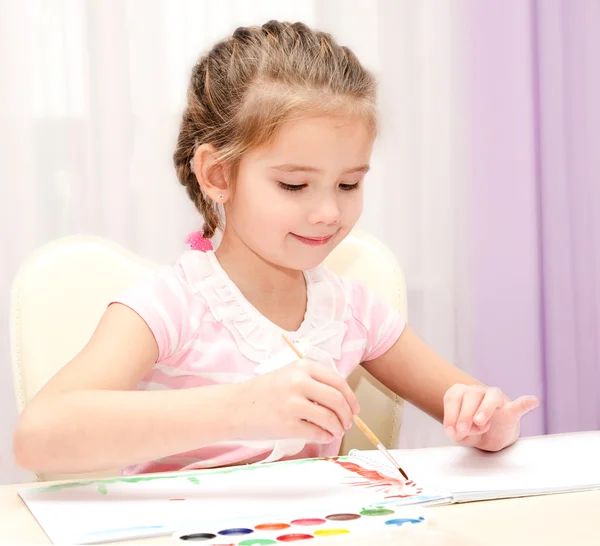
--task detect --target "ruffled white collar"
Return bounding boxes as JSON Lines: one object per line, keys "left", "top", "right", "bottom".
{"left": 179, "top": 250, "right": 349, "bottom": 369}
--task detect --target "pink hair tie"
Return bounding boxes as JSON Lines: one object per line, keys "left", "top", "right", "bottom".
{"left": 185, "top": 230, "right": 213, "bottom": 252}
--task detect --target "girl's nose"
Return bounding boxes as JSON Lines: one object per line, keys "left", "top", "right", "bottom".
{"left": 308, "top": 197, "right": 341, "bottom": 225}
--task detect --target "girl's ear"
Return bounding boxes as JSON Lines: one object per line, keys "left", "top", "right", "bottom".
{"left": 192, "top": 144, "right": 231, "bottom": 203}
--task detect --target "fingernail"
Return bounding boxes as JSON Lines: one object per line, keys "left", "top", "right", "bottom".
{"left": 475, "top": 412, "right": 485, "bottom": 424}
{"left": 458, "top": 422, "right": 469, "bottom": 434}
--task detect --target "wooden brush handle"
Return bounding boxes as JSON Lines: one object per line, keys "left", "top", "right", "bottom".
{"left": 352, "top": 415, "right": 381, "bottom": 447}
{"left": 282, "top": 334, "right": 305, "bottom": 359}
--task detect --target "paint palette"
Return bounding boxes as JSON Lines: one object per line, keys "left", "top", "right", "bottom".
{"left": 173, "top": 506, "right": 429, "bottom": 544}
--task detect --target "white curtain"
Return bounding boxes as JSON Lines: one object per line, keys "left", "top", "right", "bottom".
{"left": 0, "top": 0, "right": 472, "bottom": 484}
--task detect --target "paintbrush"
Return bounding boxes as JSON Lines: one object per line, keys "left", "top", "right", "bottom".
{"left": 281, "top": 333, "right": 409, "bottom": 481}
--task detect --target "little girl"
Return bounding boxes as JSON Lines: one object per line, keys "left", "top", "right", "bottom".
{"left": 14, "top": 20, "right": 538, "bottom": 476}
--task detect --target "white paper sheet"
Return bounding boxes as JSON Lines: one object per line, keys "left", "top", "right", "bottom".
{"left": 352, "top": 431, "right": 600, "bottom": 502}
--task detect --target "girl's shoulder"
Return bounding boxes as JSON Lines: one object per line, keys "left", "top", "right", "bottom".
{"left": 311, "top": 264, "right": 405, "bottom": 362}
{"left": 111, "top": 250, "right": 229, "bottom": 360}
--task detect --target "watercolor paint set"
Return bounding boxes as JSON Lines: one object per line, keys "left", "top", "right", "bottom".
{"left": 173, "top": 506, "right": 429, "bottom": 544}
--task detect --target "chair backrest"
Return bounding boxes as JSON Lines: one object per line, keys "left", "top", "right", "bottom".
{"left": 11, "top": 230, "right": 407, "bottom": 482}
{"left": 11, "top": 236, "right": 159, "bottom": 482}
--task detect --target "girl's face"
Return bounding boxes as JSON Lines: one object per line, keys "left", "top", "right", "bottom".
{"left": 223, "top": 115, "right": 374, "bottom": 271}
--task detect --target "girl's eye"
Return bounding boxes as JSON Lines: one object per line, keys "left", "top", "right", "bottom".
{"left": 278, "top": 182, "right": 307, "bottom": 192}
{"left": 339, "top": 182, "right": 361, "bottom": 191}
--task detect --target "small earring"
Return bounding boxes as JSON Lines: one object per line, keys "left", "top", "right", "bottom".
{"left": 217, "top": 193, "right": 224, "bottom": 201}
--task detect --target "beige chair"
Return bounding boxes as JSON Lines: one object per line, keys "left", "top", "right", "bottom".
{"left": 10, "top": 230, "right": 407, "bottom": 482}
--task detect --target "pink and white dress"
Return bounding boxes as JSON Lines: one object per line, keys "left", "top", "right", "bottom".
{"left": 112, "top": 250, "right": 405, "bottom": 475}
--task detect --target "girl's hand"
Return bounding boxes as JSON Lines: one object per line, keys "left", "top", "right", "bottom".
{"left": 443, "top": 384, "right": 539, "bottom": 451}
{"left": 233, "top": 359, "right": 360, "bottom": 444}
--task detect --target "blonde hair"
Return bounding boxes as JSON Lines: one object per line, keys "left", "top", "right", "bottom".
{"left": 173, "top": 20, "right": 377, "bottom": 237}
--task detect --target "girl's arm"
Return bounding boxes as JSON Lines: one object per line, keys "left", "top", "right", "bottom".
{"left": 362, "top": 326, "right": 538, "bottom": 451}
{"left": 14, "top": 304, "right": 357, "bottom": 474}
{"left": 12, "top": 303, "right": 244, "bottom": 474}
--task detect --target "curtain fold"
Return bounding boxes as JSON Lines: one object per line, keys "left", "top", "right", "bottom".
{"left": 460, "top": 0, "right": 600, "bottom": 436}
